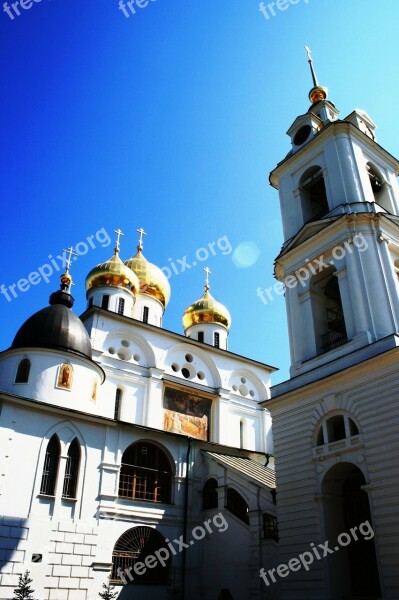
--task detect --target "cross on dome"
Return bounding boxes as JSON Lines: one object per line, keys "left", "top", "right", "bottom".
{"left": 137, "top": 227, "right": 147, "bottom": 251}
{"left": 114, "top": 228, "right": 124, "bottom": 253}
{"left": 204, "top": 266, "right": 211, "bottom": 291}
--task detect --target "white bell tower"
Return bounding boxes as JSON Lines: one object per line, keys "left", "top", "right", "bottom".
{"left": 271, "top": 49, "right": 399, "bottom": 378}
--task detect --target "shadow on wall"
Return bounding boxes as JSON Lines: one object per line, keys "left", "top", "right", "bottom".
{"left": 0, "top": 516, "right": 30, "bottom": 593}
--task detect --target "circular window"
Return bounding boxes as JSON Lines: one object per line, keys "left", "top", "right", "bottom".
{"left": 249, "top": 389, "right": 255, "bottom": 397}
{"left": 240, "top": 377, "right": 246, "bottom": 384}
{"left": 293, "top": 124, "right": 311, "bottom": 146}
{"left": 108, "top": 347, "right": 115, "bottom": 354}
{"left": 171, "top": 363, "right": 179, "bottom": 372}
{"left": 185, "top": 353, "right": 193, "bottom": 363}
{"left": 118, "top": 351, "right": 127, "bottom": 361}
{"left": 181, "top": 368, "right": 190, "bottom": 379}
{"left": 239, "top": 384, "right": 248, "bottom": 396}
{"left": 232, "top": 384, "right": 238, "bottom": 392}
{"left": 121, "top": 340, "right": 130, "bottom": 347}
{"left": 133, "top": 354, "right": 140, "bottom": 362}
{"left": 197, "top": 371, "right": 205, "bottom": 380}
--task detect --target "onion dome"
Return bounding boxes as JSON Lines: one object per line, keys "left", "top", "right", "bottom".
{"left": 86, "top": 230, "right": 139, "bottom": 295}
{"left": 182, "top": 268, "right": 231, "bottom": 331}
{"left": 124, "top": 228, "right": 171, "bottom": 308}
{"left": 12, "top": 254, "right": 92, "bottom": 359}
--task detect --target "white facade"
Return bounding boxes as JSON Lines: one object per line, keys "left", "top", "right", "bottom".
{"left": 0, "top": 251, "right": 278, "bottom": 600}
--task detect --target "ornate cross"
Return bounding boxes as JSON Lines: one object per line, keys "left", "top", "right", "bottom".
{"left": 114, "top": 228, "right": 124, "bottom": 252}
{"left": 137, "top": 227, "right": 147, "bottom": 250}
{"left": 62, "top": 246, "right": 78, "bottom": 272}
{"left": 204, "top": 266, "right": 211, "bottom": 290}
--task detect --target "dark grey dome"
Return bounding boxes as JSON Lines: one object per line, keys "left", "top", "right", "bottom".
{"left": 12, "top": 290, "right": 92, "bottom": 359}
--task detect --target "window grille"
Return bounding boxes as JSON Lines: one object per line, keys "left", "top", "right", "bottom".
{"left": 40, "top": 435, "right": 60, "bottom": 496}
{"left": 118, "top": 442, "right": 172, "bottom": 503}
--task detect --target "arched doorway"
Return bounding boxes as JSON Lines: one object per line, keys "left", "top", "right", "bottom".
{"left": 322, "top": 463, "right": 380, "bottom": 599}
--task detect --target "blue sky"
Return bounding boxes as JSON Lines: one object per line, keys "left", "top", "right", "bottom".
{"left": 1, "top": 0, "right": 399, "bottom": 384}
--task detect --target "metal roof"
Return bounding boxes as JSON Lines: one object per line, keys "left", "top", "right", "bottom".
{"left": 205, "top": 451, "right": 276, "bottom": 489}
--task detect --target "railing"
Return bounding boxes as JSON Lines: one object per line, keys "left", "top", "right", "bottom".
{"left": 321, "top": 329, "right": 348, "bottom": 352}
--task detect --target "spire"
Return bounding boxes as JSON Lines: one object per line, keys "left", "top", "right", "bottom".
{"left": 137, "top": 227, "right": 147, "bottom": 252}
{"left": 304, "top": 46, "right": 328, "bottom": 104}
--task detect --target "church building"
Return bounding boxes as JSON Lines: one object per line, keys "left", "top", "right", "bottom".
{"left": 0, "top": 230, "right": 278, "bottom": 600}
{"left": 263, "top": 51, "right": 399, "bottom": 599}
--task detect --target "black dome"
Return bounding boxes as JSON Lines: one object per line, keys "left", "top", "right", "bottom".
{"left": 12, "top": 291, "right": 92, "bottom": 359}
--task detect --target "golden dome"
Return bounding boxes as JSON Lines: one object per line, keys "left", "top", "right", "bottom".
{"left": 125, "top": 249, "right": 171, "bottom": 308}
{"left": 309, "top": 85, "right": 328, "bottom": 104}
{"left": 86, "top": 250, "right": 139, "bottom": 294}
{"left": 183, "top": 288, "right": 231, "bottom": 331}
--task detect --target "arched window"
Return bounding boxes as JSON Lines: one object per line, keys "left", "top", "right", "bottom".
{"left": 62, "top": 438, "right": 81, "bottom": 499}
{"left": 114, "top": 388, "right": 122, "bottom": 420}
{"left": 15, "top": 358, "right": 30, "bottom": 384}
{"left": 239, "top": 419, "right": 244, "bottom": 448}
{"left": 226, "top": 488, "right": 249, "bottom": 524}
{"left": 40, "top": 434, "right": 60, "bottom": 496}
{"left": 117, "top": 298, "right": 125, "bottom": 315}
{"left": 111, "top": 527, "right": 170, "bottom": 585}
{"left": 310, "top": 268, "right": 348, "bottom": 354}
{"left": 316, "top": 415, "right": 360, "bottom": 446}
{"left": 263, "top": 513, "right": 279, "bottom": 541}
{"left": 119, "top": 442, "right": 173, "bottom": 503}
{"left": 102, "top": 295, "right": 110, "bottom": 310}
{"left": 366, "top": 162, "right": 391, "bottom": 212}
{"left": 202, "top": 478, "right": 218, "bottom": 510}
{"left": 299, "top": 166, "right": 329, "bottom": 224}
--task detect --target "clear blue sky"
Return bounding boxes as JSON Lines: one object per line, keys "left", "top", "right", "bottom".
{"left": 1, "top": 0, "right": 399, "bottom": 384}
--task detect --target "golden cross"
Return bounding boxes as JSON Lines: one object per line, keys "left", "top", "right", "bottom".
{"left": 137, "top": 227, "right": 147, "bottom": 250}
{"left": 114, "top": 228, "right": 124, "bottom": 252}
{"left": 204, "top": 267, "right": 211, "bottom": 290}
{"left": 62, "top": 246, "right": 78, "bottom": 272}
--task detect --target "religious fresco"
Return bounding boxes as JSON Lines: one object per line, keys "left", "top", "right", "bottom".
{"left": 57, "top": 363, "right": 73, "bottom": 390}
{"left": 163, "top": 386, "right": 212, "bottom": 441}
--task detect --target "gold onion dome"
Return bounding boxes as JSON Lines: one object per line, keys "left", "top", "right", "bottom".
{"left": 86, "top": 229, "right": 140, "bottom": 294}
{"left": 125, "top": 249, "right": 171, "bottom": 308}
{"left": 124, "top": 229, "right": 171, "bottom": 308}
{"left": 183, "top": 268, "right": 231, "bottom": 331}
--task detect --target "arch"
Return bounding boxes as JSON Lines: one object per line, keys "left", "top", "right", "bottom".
{"left": 322, "top": 463, "right": 380, "bottom": 598}
{"left": 62, "top": 438, "right": 81, "bottom": 499}
{"left": 202, "top": 478, "right": 218, "bottom": 510}
{"left": 228, "top": 369, "right": 265, "bottom": 401}
{"left": 39, "top": 434, "right": 60, "bottom": 496}
{"left": 366, "top": 162, "right": 392, "bottom": 212}
{"left": 310, "top": 267, "right": 348, "bottom": 354}
{"left": 314, "top": 412, "right": 360, "bottom": 447}
{"left": 163, "top": 343, "right": 221, "bottom": 388}
{"left": 299, "top": 165, "right": 329, "bottom": 224}
{"left": 103, "top": 330, "right": 156, "bottom": 367}
{"left": 15, "top": 358, "right": 31, "bottom": 384}
{"left": 118, "top": 441, "right": 174, "bottom": 503}
{"left": 226, "top": 487, "right": 249, "bottom": 524}
{"left": 111, "top": 526, "right": 170, "bottom": 585}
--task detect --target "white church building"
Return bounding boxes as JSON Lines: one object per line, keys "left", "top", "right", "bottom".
{"left": 0, "top": 231, "right": 278, "bottom": 600}
{"left": 263, "top": 53, "right": 399, "bottom": 599}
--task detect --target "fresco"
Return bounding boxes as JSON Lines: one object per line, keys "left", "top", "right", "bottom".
{"left": 163, "top": 386, "right": 212, "bottom": 441}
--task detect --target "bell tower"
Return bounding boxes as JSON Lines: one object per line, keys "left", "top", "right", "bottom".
{"left": 271, "top": 48, "right": 399, "bottom": 378}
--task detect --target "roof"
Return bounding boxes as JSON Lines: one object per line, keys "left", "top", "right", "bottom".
{"left": 205, "top": 451, "right": 276, "bottom": 488}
